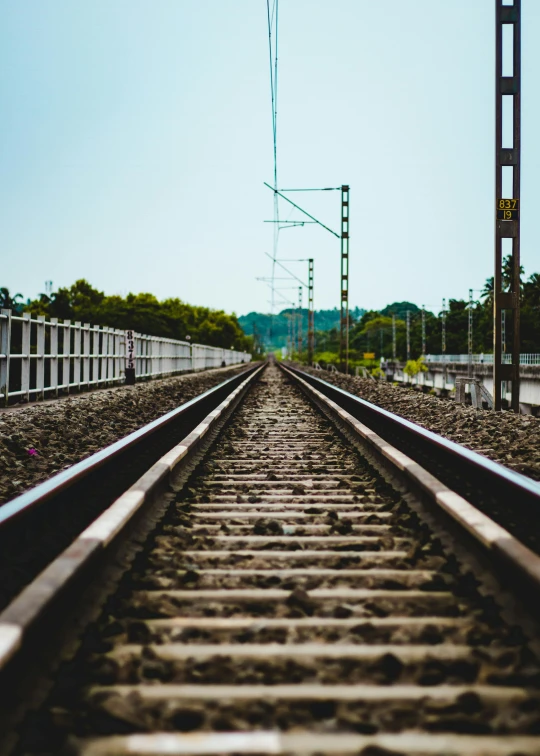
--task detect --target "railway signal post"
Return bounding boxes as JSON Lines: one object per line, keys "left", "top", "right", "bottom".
{"left": 494, "top": 0, "right": 521, "bottom": 411}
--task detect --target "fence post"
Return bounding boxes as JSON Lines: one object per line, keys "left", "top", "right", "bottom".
{"left": 50, "top": 318, "right": 59, "bottom": 397}
{"left": 21, "top": 312, "right": 31, "bottom": 402}
{"left": 114, "top": 328, "right": 124, "bottom": 381}
{"left": 83, "top": 324, "right": 90, "bottom": 386}
{"left": 101, "top": 329, "right": 107, "bottom": 382}
{"left": 0, "top": 309, "right": 11, "bottom": 404}
{"left": 73, "top": 321, "right": 82, "bottom": 390}
{"left": 107, "top": 328, "right": 114, "bottom": 382}
{"left": 92, "top": 325, "right": 100, "bottom": 384}
{"left": 36, "top": 315, "right": 46, "bottom": 400}
{"left": 125, "top": 330, "right": 135, "bottom": 384}
{"left": 63, "top": 319, "right": 71, "bottom": 392}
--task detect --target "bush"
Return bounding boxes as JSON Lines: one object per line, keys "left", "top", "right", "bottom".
{"left": 403, "top": 357, "right": 428, "bottom": 378}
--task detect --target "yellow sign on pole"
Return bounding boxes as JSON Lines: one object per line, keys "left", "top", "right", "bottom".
{"left": 363, "top": 352, "right": 375, "bottom": 359}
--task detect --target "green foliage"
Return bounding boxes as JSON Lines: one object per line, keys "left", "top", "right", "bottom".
{"left": 380, "top": 301, "right": 420, "bottom": 320}
{"left": 280, "top": 254, "right": 540, "bottom": 363}
{"left": 313, "top": 350, "right": 340, "bottom": 366}
{"left": 0, "top": 288, "right": 24, "bottom": 314}
{"left": 18, "top": 280, "right": 253, "bottom": 352}
{"left": 403, "top": 357, "right": 428, "bottom": 377}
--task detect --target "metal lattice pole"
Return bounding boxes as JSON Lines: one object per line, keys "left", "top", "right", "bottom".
{"left": 494, "top": 0, "right": 521, "bottom": 411}
{"left": 468, "top": 289, "right": 473, "bottom": 378}
{"left": 340, "top": 185, "right": 350, "bottom": 374}
{"left": 406, "top": 311, "right": 411, "bottom": 361}
{"left": 421, "top": 305, "right": 426, "bottom": 357}
{"left": 297, "top": 286, "right": 303, "bottom": 355}
{"left": 392, "top": 314, "right": 396, "bottom": 360}
{"left": 442, "top": 298, "right": 447, "bottom": 354}
{"left": 308, "top": 259, "right": 314, "bottom": 364}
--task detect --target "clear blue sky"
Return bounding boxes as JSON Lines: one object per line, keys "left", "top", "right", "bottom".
{"left": 1, "top": 1, "right": 539, "bottom": 317}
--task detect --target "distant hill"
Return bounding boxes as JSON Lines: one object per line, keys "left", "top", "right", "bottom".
{"left": 239, "top": 307, "right": 365, "bottom": 350}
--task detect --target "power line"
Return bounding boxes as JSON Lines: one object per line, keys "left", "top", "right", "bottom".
{"left": 264, "top": 252, "right": 308, "bottom": 288}
{"left": 265, "top": 0, "right": 280, "bottom": 318}
{"left": 264, "top": 183, "right": 340, "bottom": 238}
{"left": 278, "top": 187, "right": 340, "bottom": 192}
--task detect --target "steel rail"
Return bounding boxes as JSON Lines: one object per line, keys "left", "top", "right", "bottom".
{"left": 281, "top": 363, "right": 540, "bottom": 605}
{"left": 0, "top": 364, "right": 260, "bottom": 616}
{"left": 0, "top": 364, "right": 265, "bottom": 668}
{"left": 282, "top": 364, "right": 540, "bottom": 510}
{"left": 0, "top": 365, "right": 258, "bottom": 529}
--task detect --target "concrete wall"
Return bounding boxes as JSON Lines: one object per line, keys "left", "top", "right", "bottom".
{"left": 389, "top": 361, "right": 540, "bottom": 413}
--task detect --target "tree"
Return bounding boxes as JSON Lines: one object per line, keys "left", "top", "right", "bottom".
{"left": 481, "top": 255, "right": 524, "bottom": 307}
{"left": 380, "top": 301, "right": 419, "bottom": 320}
{"left": 480, "top": 277, "right": 494, "bottom": 307}
{"left": 0, "top": 288, "right": 23, "bottom": 313}
{"left": 20, "top": 280, "right": 253, "bottom": 353}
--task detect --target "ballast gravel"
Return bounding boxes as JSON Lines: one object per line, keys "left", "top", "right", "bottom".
{"left": 300, "top": 366, "right": 540, "bottom": 482}
{"left": 0, "top": 365, "right": 251, "bottom": 506}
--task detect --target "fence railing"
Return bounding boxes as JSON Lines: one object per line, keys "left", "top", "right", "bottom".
{"left": 425, "top": 354, "right": 540, "bottom": 366}
{"left": 0, "top": 309, "right": 251, "bottom": 403}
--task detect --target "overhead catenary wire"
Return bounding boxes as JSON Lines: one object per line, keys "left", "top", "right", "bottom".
{"left": 264, "top": 252, "right": 308, "bottom": 288}
{"left": 278, "top": 187, "right": 340, "bottom": 192}
{"left": 265, "top": 0, "right": 280, "bottom": 319}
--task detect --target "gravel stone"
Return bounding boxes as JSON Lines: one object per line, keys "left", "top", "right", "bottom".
{"left": 300, "top": 366, "right": 540, "bottom": 482}
{"left": 0, "top": 365, "right": 250, "bottom": 505}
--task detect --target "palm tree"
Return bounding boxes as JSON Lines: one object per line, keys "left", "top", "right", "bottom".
{"left": 0, "top": 287, "right": 23, "bottom": 312}
{"left": 502, "top": 254, "right": 524, "bottom": 293}
{"left": 480, "top": 255, "right": 524, "bottom": 307}
{"left": 523, "top": 273, "right": 540, "bottom": 311}
{"left": 480, "top": 277, "right": 494, "bottom": 306}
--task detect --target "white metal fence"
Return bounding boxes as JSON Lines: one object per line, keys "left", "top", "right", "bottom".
{"left": 0, "top": 309, "right": 251, "bottom": 403}
{"left": 425, "top": 354, "right": 540, "bottom": 366}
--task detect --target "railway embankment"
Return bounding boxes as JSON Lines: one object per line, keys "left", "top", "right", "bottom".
{"left": 0, "top": 364, "right": 252, "bottom": 506}
{"left": 300, "top": 365, "right": 540, "bottom": 482}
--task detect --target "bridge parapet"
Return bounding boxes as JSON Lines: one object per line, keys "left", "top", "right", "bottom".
{"left": 389, "top": 359, "right": 540, "bottom": 415}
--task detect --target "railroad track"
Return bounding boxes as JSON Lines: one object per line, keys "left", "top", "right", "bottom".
{"left": 3, "top": 361, "right": 540, "bottom": 754}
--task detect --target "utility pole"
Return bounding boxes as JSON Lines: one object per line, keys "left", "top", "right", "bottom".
{"left": 494, "top": 0, "right": 521, "bottom": 412}
{"left": 263, "top": 184, "right": 346, "bottom": 372}
{"left": 392, "top": 314, "right": 396, "bottom": 360}
{"left": 288, "top": 314, "right": 293, "bottom": 359}
{"left": 442, "top": 298, "right": 447, "bottom": 354}
{"left": 297, "top": 286, "right": 303, "bottom": 355}
{"left": 308, "top": 258, "right": 315, "bottom": 364}
{"left": 291, "top": 308, "right": 296, "bottom": 359}
{"left": 340, "top": 185, "right": 350, "bottom": 374}
{"left": 441, "top": 298, "right": 447, "bottom": 388}
{"left": 421, "top": 305, "right": 426, "bottom": 357}
{"left": 468, "top": 289, "right": 474, "bottom": 378}
{"left": 406, "top": 310, "right": 411, "bottom": 361}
